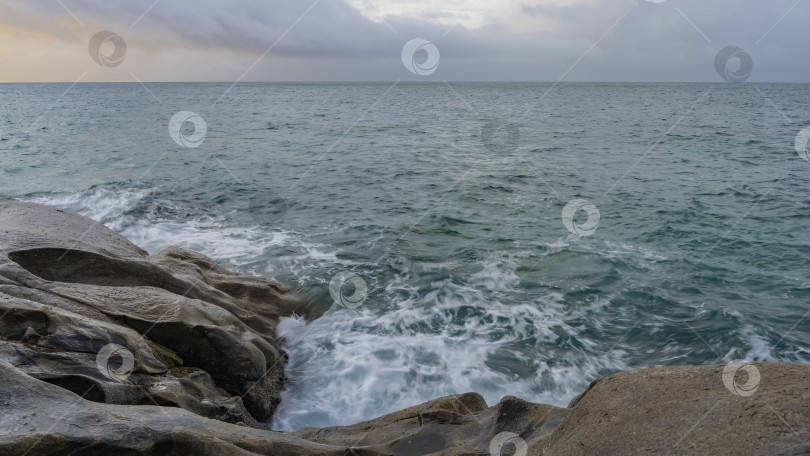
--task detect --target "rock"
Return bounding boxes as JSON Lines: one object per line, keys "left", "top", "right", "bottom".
{"left": 290, "top": 393, "right": 568, "bottom": 454}
{"left": 1, "top": 202, "right": 809, "bottom": 455}
{"left": 0, "top": 354, "right": 567, "bottom": 455}
{"left": 542, "top": 363, "right": 810, "bottom": 455}
{"left": 0, "top": 202, "right": 312, "bottom": 425}
{"left": 0, "top": 357, "right": 347, "bottom": 455}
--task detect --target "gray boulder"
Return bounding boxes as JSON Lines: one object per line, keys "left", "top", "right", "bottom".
{"left": 543, "top": 363, "right": 810, "bottom": 455}
{"left": 0, "top": 202, "right": 311, "bottom": 425}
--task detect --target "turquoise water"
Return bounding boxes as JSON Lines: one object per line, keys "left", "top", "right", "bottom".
{"left": 1, "top": 82, "right": 809, "bottom": 431}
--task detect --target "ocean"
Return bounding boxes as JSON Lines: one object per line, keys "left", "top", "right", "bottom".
{"left": 1, "top": 82, "right": 809, "bottom": 431}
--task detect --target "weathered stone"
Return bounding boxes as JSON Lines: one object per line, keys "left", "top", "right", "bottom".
{"left": 0, "top": 202, "right": 310, "bottom": 425}
{"left": 542, "top": 363, "right": 810, "bottom": 455}
{"left": 0, "top": 356, "right": 568, "bottom": 455}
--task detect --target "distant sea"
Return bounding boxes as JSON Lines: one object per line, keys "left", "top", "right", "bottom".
{"left": 1, "top": 82, "right": 809, "bottom": 431}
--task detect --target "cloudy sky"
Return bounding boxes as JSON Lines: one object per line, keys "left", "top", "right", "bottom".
{"left": 0, "top": 0, "right": 807, "bottom": 82}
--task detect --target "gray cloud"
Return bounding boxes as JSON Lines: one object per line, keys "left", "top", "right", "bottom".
{"left": 4, "top": 0, "right": 810, "bottom": 82}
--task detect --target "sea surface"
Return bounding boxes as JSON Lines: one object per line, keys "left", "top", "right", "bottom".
{"left": 1, "top": 82, "right": 809, "bottom": 431}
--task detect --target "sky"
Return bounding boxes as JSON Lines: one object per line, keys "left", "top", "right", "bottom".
{"left": 0, "top": 0, "right": 808, "bottom": 83}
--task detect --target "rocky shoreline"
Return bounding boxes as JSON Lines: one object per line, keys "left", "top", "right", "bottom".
{"left": 0, "top": 202, "right": 807, "bottom": 455}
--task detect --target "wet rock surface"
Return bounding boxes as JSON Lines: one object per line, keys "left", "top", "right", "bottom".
{"left": 0, "top": 202, "right": 309, "bottom": 427}
{"left": 1, "top": 203, "right": 808, "bottom": 455}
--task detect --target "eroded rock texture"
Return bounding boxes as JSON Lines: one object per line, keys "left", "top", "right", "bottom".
{"left": 0, "top": 202, "right": 311, "bottom": 426}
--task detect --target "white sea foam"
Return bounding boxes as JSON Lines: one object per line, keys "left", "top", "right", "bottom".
{"left": 26, "top": 185, "right": 152, "bottom": 225}
{"left": 22, "top": 185, "right": 338, "bottom": 277}
{"left": 270, "top": 257, "right": 629, "bottom": 431}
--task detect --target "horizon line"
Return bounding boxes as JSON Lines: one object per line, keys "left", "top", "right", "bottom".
{"left": 2, "top": 80, "right": 810, "bottom": 84}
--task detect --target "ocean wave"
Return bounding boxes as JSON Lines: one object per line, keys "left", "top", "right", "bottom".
{"left": 21, "top": 184, "right": 339, "bottom": 279}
